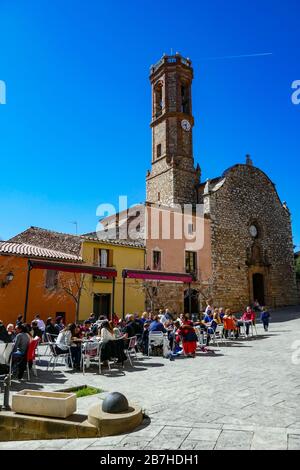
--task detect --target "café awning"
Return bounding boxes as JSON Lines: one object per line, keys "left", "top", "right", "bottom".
{"left": 122, "top": 269, "right": 193, "bottom": 283}
{"left": 24, "top": 260, "right": 117, "bottom": 321}
{"left": 121, "top": 269, "right": 194, "bottom": 318}
{"left": 28, "top": 259, "right": 117, "bottom": 278}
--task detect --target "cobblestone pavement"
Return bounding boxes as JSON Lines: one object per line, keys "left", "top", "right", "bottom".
{"left": 1, "top": 307, "right": 300, "bottom": 450}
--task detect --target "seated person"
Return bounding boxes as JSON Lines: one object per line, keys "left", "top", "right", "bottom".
{"left": 121, "top": 314, "right": 136, "bottom": 344}
{"left": 160, "top": 308, "right": 174, "bottom": 324}
{"left": 31, "top": 320, "right": 43, "bottom": 340}
{"left": 149, "top": 315, "right": 166, "bottom": 333}
{"left": 0, "top": 321, "right": 12, "bottom": 343}
{"left": 163, "top": 319, "right": 175, "bottom": 350}
{"left": 173, "top": 321, "right": 182, "bottom": 351}
{"left": 223, "top": 309, "right": 238, "bottom": 338}
{"left": 91, "top": 316, "right": 106, "bottom": 336}
{"left": 55, "top": 316, "right": 65, "bottom": 332}
{"left": 140, "top": 312, "right": 150, "bottom": 324}
{"left": 132, "top": 313, "right": 143, "bottom": 336}
{"left": 219, "top": 307, "right": 225, "bottom": 322}
{"left": 112, "top": 313, "right": 119, "bottom": 326}
{"left": 209, "top": 309, "right": 222, "bottom": 332}
{"left": 45, "top": 317, "right": 60, "bottom": 340}
{"left": 55, "top": 324, "right": 81, "bottom": 369}
{"left": 6, "top": 323, "right": 16, "bottom": 341}
{"left": 74, "top": 324, "right": 83, "bottom": 339}
{"left": 99, "top": 320, "right": 116, "bottom": 343}
{"left": 203, "top": 308, "right": 213, "bottom": 324}
{"left": 99, "top": 321, "right": 127, "bottom": 365}
{"left": 113, "top": 325, "right": 122, "bottom": 339}
{"left": 141, "top": 321, "right": 151, "bottom": 355}
{"left": 242, "top": 306, "right": 256, "bottom": 335}
{"left": 82, "top": 320, "right": 92, "bottom": 336}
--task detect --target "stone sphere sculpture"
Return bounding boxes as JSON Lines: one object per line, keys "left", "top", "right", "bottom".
{"left": 102, "top": 392, "right": 129, "bottom": 414}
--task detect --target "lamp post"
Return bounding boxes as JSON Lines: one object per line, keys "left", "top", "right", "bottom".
{"left": 0, "top": 271, "right": 14, "bottom": 288}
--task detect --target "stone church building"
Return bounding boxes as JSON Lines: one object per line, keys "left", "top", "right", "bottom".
{"left": 102, "top": 53, "right": 298, "bottom": 312}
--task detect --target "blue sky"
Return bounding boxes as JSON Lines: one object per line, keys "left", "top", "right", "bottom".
{"left": 0, "top": 0, "right": 299, "bottom": 248}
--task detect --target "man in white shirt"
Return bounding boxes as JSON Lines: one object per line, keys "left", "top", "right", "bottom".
{"left": 34, "top": 314, "right": 45, "bottom": 332}
{"left": 160, "top": 308, "right": 173, "bottom": 324}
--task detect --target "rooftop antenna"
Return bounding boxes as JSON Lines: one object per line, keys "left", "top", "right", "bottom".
{"left": 70, "top": 221, "right": 78, "bottom": 235}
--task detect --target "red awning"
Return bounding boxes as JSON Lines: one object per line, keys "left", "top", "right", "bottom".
{"left": 28, "top": 260, "right": 117, "bottom": 278}
{"left": 122, "top": 269, "right": 193, "bottom": 283}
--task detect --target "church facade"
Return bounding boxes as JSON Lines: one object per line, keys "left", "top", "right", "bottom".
{"left": 143, "top": 53, "right": 297, "bottom": 311}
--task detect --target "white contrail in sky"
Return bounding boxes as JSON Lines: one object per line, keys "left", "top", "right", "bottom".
{"left": 198, "top": 52, "right": 273, "bottom": 61}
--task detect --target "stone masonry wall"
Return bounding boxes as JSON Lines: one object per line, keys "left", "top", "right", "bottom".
{"left": 205, "top": 165, "right": 298, "bottom": 310}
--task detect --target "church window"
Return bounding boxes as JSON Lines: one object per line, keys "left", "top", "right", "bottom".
{"left": 153, "top": 251, "right": 162, "bottom": 270}
{"left": 181, "top": 83, "right": 190, "bottom": 114}
{"left": 157, "top": 144, "right": 162, "bottom": 158}
{"left": 154, "top": 82, "right": 163, "bottom": 117}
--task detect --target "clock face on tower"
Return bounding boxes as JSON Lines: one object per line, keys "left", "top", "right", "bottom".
{"left": 181, "top": 119, "right": 191, "bottom": 132}
{"left": 249, "top": 225, "right": 258, "bottom": 238}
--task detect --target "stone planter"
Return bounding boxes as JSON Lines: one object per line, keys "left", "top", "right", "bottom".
{"left": 12, "top": 390, "right": 77, "bottom": 419}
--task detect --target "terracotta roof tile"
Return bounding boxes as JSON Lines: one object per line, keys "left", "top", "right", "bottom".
{"left": 0, "top": 242, "right": 82, "bottom": 262}
{"left": 9, "top": 226, "right": 82, "bottom": 256}
{"left": 9, "top": 226, "right": 145, "bottom": 254}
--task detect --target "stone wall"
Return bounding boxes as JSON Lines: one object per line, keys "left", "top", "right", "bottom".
{"left": 204, "top": 164, "right": 298, "bottom": 310}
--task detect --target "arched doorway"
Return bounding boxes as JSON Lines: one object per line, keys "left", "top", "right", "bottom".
{"left": 184, "top": 289, "right": 199, "bottom": 315}
{"left": 253, "top": 273, "right": 265, "bottom": 305}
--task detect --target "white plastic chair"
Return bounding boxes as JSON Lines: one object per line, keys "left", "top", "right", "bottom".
{"left": 47, "top": 341, "right": 73, "bottom": 372}
{"left": 125, "top": 336, "right": 138, "bottom": 366}
{"left": 40, "top": 333, "right": 58, "bottom": 359}
{"left": 148, "top": 332, "right": 164, "bottom": 356}
{"left": 26, "top": 337, "right": 40, "bottom": 381}
{"left": 81, "top": 341, "right": 105, "bottom": 375}
{"left": 251, "top": 321, "right": 258, "bottom": 336}
{"left": 195, "top": 326, "right": 205, "bottom": 347}
{"left": 208, "top": 325, "right": 221, "bottom": 347}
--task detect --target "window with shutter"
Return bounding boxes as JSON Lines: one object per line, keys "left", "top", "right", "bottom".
{"left": 100, "top": 249, "right": 108, "bottom": 267}
{"left": 45, "top": 270, "right": 58, "bottom": 289}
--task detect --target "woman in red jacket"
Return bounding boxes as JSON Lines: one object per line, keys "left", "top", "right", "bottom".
{"left": 179, "top": 314, "right": 198, "bottom": 358}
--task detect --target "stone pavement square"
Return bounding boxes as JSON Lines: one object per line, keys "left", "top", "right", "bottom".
{"left": 0, "top": 306, "right": 300, "bottom": 450}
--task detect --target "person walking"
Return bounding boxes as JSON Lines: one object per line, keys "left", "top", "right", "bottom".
{"left": 260, "top": 307, "right": 271, "bottom": 331}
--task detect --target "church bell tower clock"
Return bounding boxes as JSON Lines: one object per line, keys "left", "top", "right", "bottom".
{"left": 146, "top": 53, "right": 201, "bottom": 206}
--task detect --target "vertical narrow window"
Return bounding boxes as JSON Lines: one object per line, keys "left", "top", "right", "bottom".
{"left": 45, "top": 270, "right": 58, "bottom": 289}
{"left": 153, "top": 251, "right": 162, "bottom": 270}
{"left": 157, "top": 144, "right": 162, "bottom": 158}
{"left": 99, "top": 249, "right": 109, "bottom": 268}
{"left": 185, "top": 251, "right": 197, "bottom": 278}
{"left": 181, "top": 83, "right": 190, "bottom": 114}
{"left": 157, "top": 192, "right": 161, "bottom": 202}
{"left": 154, "top": 82, "right": 163, "bottom": 117}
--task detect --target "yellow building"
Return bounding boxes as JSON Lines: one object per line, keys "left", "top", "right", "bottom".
{"left": 78, "top": 239, "right": 145, "bottom": 321}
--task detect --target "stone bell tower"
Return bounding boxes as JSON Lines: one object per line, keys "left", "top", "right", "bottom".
{"left": 146, "top": 53, "right": 201, "bottom": 206}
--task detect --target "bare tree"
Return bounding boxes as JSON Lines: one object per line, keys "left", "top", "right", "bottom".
{"left": 58, "top": 273, "right": 93, "bottom": 323}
